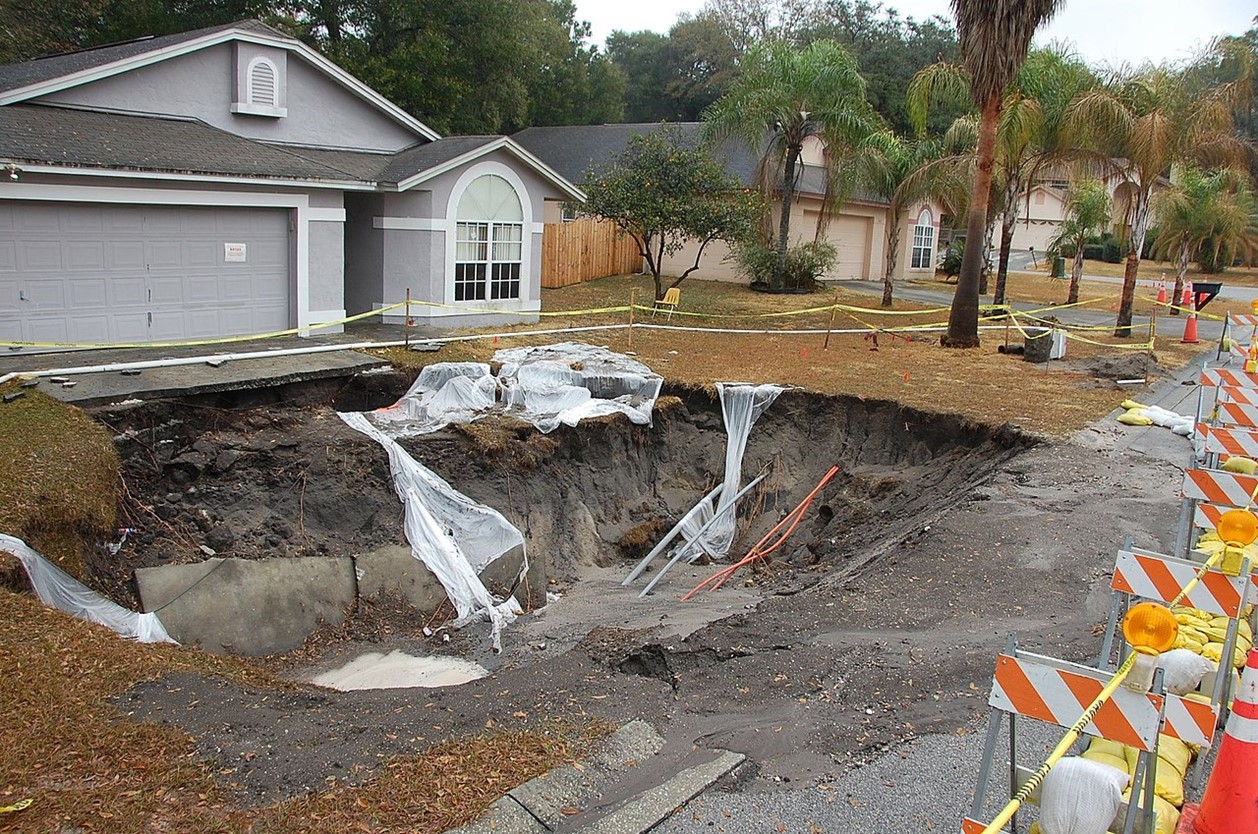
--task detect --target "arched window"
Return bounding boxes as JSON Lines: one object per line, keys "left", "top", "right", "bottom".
{"left": 246, "top": 57, "right": 279, "bottom": 108}
{"left": 911, "top": 207, "right": 935, "bottom": 269}
{"left": 455, "top": 174, "right": 524, "bottom": 301}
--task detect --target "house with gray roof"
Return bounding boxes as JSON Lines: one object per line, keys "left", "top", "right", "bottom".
{"left": 0, "top": 20, "right": 582, "bottom": 347}
{"left": 514, "top": 123, "right": 942, "bottom": 286}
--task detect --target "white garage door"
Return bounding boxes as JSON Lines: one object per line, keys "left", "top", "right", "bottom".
{"left": 0, "top": 201, "right": 291, "bottom": 346}
{"left": 803, "top": 210, "right": 873, "bottom": 280}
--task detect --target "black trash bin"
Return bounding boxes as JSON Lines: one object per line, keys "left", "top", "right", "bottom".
{"left": 1023, "top": 327, "right": 1052, "bottom": 362}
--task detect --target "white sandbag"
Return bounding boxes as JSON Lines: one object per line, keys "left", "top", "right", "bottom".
{"left": 1039, "top": 756, "right": 1130, "bottom": 834}
{"left": 1157, "top": 648, "right": 1217, "bottom": 695}
{"left": 0, "top": 533, "right": 175, "bottom": 643}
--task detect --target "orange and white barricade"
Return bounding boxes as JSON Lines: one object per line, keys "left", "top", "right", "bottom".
{"left": 1201, "top": 368, "right": 1258, "bottom": 390}
{"left": 963, "top": 638, "right": 1218, "bottom": 834}
{"left": 1198, "top": 424, "right": 1258, "bottom": 459}
{"left": 1216, "top": 401, "right": 1258, "bottom": 429}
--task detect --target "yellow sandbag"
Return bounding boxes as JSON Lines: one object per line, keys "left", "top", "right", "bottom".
{"left": 1122, "top": 399, "right": 1149, "bottom": 410}
{"left": 1223, "top": 456, "right": 1258, "bottom": 475}
{"left": 1240, "top": 619, "right": 1253, "bottom": 641}
{"left": 1158, "top": 736, "right": 1192, "bottom": 777}
{"left": 1029, "top": 823, "right": 1041, "bottom": 834}
{"left": 1121, "top": 791, "right": 1181, "bottom": 834}
{"left": 1118, "top": 410, "right": 1154, "bottom": 426}
{"left": 1081, "top": 750, "right": 1131, "bottom": 775}
{"left": 1121, "top": 740, "right": 1187, "bottom": 807}
{"left": 1087, "top": 737, "right": 1129, "bottom": 760}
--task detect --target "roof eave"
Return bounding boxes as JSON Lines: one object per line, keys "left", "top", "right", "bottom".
{"left": 0, "top": 26, "right": 440, "bottom": 142}
{"left": 4, "top": 160, "right": 376, "bottom": 190}
{"left": 393, "top": 137, "right": 585, "bottom": 201}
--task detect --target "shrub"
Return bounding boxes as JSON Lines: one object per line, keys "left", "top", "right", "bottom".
{"left": 1082, "top": 243, "right": 1105, "bottom": 261}
{"left": 1101, "top": 235, "right": 1122, "bottom": 263}
{"left": 942, "top": 239, "right": 965, "bottom": 278}
{"left": 734, "top": 240, "right": 837, "bottom": 291}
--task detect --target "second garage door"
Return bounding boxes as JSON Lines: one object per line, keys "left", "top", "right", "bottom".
{"left": 0, "top": 201, "right": 291, "bottom": 346}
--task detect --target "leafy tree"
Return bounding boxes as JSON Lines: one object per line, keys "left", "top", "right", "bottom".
{"left": 800, "top": 0, "right": 963, "bottom": 136}
{"left": 704, "top": 38, "right": 878, "bottom": 291}
{"left": 851, "top": 132, "right": 956, "bottom": 306}
{"left": 606, "top": 30, "right": 678, "bottom": 122}
{"left": 1067, "top": 67, "right": 1250, "bottom": 336}
{"left": 1153, "top": 167, "right": 1256, "bottom": 300}
{"left": 667, "top": 13, "right": 743, "bottom": 120}
{"left": 937, "top": 0, "right": 1065, "bottom": 347}
{"left": 1047, "top": 179, "right": 1110, "bottom": 304}
{"left": 582, "top": 126, "right": 763, "bottom": 301}
{"left": 524, "top": 1, "right": 624, "bottom": 126}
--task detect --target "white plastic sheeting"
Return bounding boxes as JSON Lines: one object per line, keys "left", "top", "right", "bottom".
{"left": 363, "top": 343, "right": 662, "bottom": 437}
{"left": 494, "top": 343, "right": 662, "bottom": 433}
{"left": 678, "top": 383, "right": 784, "bottom": 561}
{"left": 340, "top": 413, "right": 525, "bottom": 651}
{"left": 0, "top": 533, "right": 174, "bottom": 643}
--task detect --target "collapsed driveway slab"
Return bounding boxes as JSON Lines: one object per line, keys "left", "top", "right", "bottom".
{"left": 135, "top": 555, "right": 356, "bottom": 654}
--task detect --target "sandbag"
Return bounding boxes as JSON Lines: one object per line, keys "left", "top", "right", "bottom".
{"left": 1118, "top": 410, "right": 1154, "bottom": 426}
{"left": 1156, "top": 649, "right": 1216, "bottom": 695}
{"left": 1085, "top": 737, "right": 1129, "bottom": 761}
{"left": 1120, "top": 790, "right": 1181, "bottom": 834}
{"left": 1080, "top": 750, "right": 1130, "bottom": 775}
{"left": 1039, "top": 756, "right": 1129, "bottom": 834}
{"left": 1121, "top": 738, "right": 1188, "bottom": 807}
{"left": 1223, "top": 456, "right": 1258, "bottom": 475}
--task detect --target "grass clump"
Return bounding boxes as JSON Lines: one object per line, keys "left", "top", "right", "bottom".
{"left": 0, "top": 384, "right": 118, "bottom": 577}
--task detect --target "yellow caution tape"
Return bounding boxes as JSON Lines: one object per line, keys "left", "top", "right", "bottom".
{"left": 0, "top": 799, "right": 32, "bottom": 814}
{"left": 0, "top": 303, "right": 408, "bottom": 350}
{"left": 628, "top": 301, "right": 952, "bottom": 320}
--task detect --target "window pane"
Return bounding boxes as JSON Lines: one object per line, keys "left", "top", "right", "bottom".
{"left": 492, "top": 223, "right": 523, "bottom": 261}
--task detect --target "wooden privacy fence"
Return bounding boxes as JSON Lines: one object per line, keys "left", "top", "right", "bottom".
{"left": 541, "top": 216, "right": 642, "bottom": 288}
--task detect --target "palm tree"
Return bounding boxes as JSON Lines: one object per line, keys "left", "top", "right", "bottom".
{"left": 908, "top": 46, "right": 1095, "bottom": 307}
{"left": 704, "top": 39, "right": 878, "bottom": 291}
{"left": 851, "top": 132, "right": 960, "bottom": 306}
{"left": 1067, "top": 68, "right": 1248, "bottom": 336}
{"left": 1047, "top": 179, "right": 1110, "bottom": 305}
{"left": 1153, "top": 167, "right": 1258, "bottom": 301}
{"left": 938, "top": 0, "right": 1065, "bottom": 347}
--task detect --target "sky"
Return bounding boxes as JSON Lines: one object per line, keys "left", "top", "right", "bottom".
{"left": 574, "top": 0, "right": 1257, "bottom": 69}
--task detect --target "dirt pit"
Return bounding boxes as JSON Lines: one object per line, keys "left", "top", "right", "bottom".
{"left": 90, "top": 374, "right": 1057, "bottom": 801}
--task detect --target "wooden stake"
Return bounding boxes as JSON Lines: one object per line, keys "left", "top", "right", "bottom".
{"left": 628, "top": 288, "right": 637, "bottom": 351}
{"left": 405, "top": 287, "right": 411, "bottom": 347}
{"left": 823, "top": 294, "right": 838, "bottom": 350}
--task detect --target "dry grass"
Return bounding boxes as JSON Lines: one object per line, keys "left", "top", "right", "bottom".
{"left": 1034, "top": 259, "right": 1258, "bottom": 287}
{"left": 0, "top": 588, "right": 596, "bottom": 834}
{"left": 370, "top": 273, "right": 1206, "bottom": 437}
{"left": 0, "top": 384, "right": 119, "bottom": 577}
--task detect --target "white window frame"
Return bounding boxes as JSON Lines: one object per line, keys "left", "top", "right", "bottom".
{"left": 444, "top": 162, "right": 537, "bottom": 312}
{"left": 232, "top": 55, "right": 287, "bottom": 118}
{"left": 910, "top": 208, "right": 935, "bottom": 270}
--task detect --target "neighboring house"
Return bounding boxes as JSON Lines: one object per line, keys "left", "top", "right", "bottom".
{"left": 0, "top": 20, "right": 582, "bottom": 347}
{"left": 1003, "top": 172, "right": 1168, "bottom": 259}
{"left": 513, "top": 123, "right": 942, "bottom": 285}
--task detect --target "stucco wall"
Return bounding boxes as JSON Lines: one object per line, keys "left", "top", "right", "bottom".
{"left": 41, "top": 43, "right": 422, "bottom": 151}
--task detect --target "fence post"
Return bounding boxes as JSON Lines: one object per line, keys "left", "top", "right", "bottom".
{"left": 628, "top": 288, "right": 637, "bottom": 351}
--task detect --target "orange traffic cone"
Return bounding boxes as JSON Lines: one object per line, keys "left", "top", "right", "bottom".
{"left": 1181, "top": 284, "right": 1192, "bottom": 309}
{"left": 1157, "top": 283, "right": 1167, "bottom": 305}
{"left": 1192, "top": 648, "right": 1258, "bottom": 833}
{"left": 1182, "top": 285, "right": 1199, "bottom": 344}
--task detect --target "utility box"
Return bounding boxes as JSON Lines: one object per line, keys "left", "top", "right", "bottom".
{"left": 1050, "top": 329, "right": 1066, "bottom": 359}
{"left": 1051, "top": 256, "right": 1066, "bottom": 277}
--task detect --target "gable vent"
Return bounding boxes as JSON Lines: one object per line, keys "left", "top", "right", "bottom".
{"left": 247, "top": 58, "right": 278, "bottom": 107}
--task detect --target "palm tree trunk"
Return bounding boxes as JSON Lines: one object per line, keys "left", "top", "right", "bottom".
{"left": 994, "top": 212, "right": 1016, "bottom": 305}
{"left": 1171, "top": 242, "right": 1189, "bottom": 316}
{"left": 776, "top": 145, "right": 801, "bottom": 290}
{"left": 993, "top": 178, "right": 1020, "bottom": 305}
{"left": 1114, "top": 190, "right": 1150, "bottom": 337}
{"left": 944, "top": 95, "right": 1001, "bottom": 348}
{"left": 883, "top": 215, "right": 902, "bottom": 307}
{"left": 1068, "top": 245, "right": 1084, "bottom": 304}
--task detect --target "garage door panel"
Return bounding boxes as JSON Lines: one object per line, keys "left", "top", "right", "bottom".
{"left": 66, "top": 241, "right": 106, "bottom": 271}
{"left": 68, "top": 279, "right": 107, "bottom": 308}
{"left": 17, "top": 204, "right": 59, "bottom": 232}
{"left": 110, "top": 277, "right": 147, "bottom": 307}
{"left": 2, "top": 201, "right": 291, "bottom": 346}
{"left": 146, "top": 240, "right": 183, "bottom": 271}
{"left": 21, "top": 241, "right": 63, "bottom": 271}
{"left": 25, "top": 280, "right": 66, "bottom": 307}
{"left": 111, "top": 313, "right": 149, "bottom": 343}
{"left": 107, "top": 241, "right": 145, "bottom": 270}
{"left": 0, "top": 279, "right": 18, "bottom": 311}
{"left": 61, "top": 205, "right": 104, "bottom": 232}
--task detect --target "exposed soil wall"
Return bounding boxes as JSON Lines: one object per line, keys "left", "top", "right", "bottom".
{"left": 97, "top": 379, "right": 1031, "bottom": 631}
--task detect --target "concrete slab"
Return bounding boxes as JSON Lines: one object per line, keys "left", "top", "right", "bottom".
{"left": 575, "top": 750, "right": 746, "bottom": 834}
{"left": 135, "top": 555, "right": 356, "bottom": 655}
{"left": 355, "top": 545, "right": 448, "bottom": 612}
{"left": 18, "top": 349, "right": 386, "bottom": 407}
